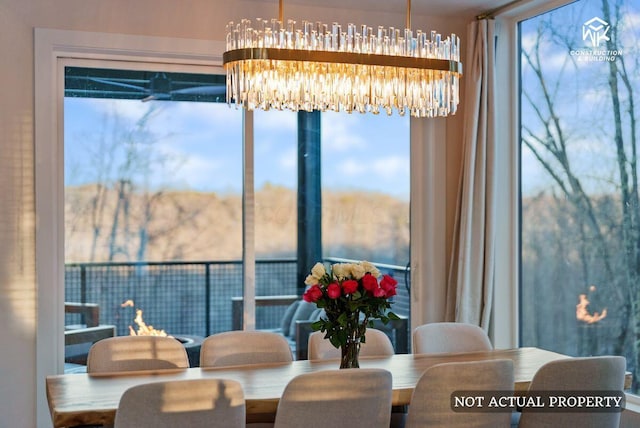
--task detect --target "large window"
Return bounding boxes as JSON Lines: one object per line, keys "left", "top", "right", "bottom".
{"left": 519, "top": 0, "right": 640, "bottom": 392}
{"left": 64, "top": 67, "right": 244, "bottom": 343}
{"left": 63, "top": 66, "right": 412, "bottom": 363}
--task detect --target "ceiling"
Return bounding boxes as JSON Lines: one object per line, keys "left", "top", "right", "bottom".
{"left": 264, "top": 0, "right": 516, "bottom": 18}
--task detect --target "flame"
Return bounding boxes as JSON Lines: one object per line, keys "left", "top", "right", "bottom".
{"left": 576, "top": 292, "right": 607, "bottom": 324}
{"left": 122, "top": 300, "right": 170, "bottom": 337}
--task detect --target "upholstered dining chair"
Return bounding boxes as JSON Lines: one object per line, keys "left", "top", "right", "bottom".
{"left": 113, "top": 378, "right": 245, "bottom": 428}
{"left": 307, "top": 328, "right": 395, "bottom": 360}
{"left": 405, "top": 359, "right": 514, "bottom": 428}
{"left": 412, "top": 322, "right": 492, "bottom": 354}
{"left": 200, "top": 330, "right": 293, "bottom": 367}
{"left": 517, "top": 356, "right": 626, "bottom": 428}
{"left": 273, "top": 368, "right": 393, "bottom": 428}
{"left": 86, "top": 335, "right": 189, "bottom": 373}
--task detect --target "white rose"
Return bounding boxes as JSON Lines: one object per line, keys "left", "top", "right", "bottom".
{"left": 360, "top": 261, "right": 380, "bottom": 278}
{"left": 350, "top": 263, "right": 365, "bottom": 280}
{"left": 311, "top": 262, "right": 326, "bottom": 279}
{"left": 332, "top": 263, "right": 346, "bottom": 280}
{"left": 304, "top": 274, "right": 318, "bottom": 285}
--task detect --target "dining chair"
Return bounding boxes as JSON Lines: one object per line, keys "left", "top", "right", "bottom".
{"left": 113, "top": 378, "right": 245, "bottom": 428}
{"left": 307, "top": 328, "right": 395, "bottom": 360}
{"left": 517, "top": 356, "right": 626, "bottom": 428}
{"left": 405, "top": 359, "right": 514, "bottom": 428}
{"left": 273, "top": 368, "right": 393, "bottom": 428}
{"left": 412, "top": 322, "right": 492, "bottom": 354}
{"left": 86, "top": 335, "right": 189, "bottom": 373}
{"left": 200, "top": 330, "right": 293, "bottom": 367}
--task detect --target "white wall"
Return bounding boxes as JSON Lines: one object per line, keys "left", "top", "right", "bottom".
{"left": 0, "top": 2, "right": 37, "bottom": 426}
{"left": 0, "top": 1, "right": 471, "bottom": 426}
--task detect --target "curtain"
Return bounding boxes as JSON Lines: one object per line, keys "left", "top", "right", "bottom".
{"left": 445, "top": 19, "right": 497, "bottom": 330}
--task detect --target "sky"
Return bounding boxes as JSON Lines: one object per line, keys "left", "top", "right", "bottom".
{"left": 519, "top": 0, "right": 640, "bottom": 197}
{"left": 64, "top": 97, "right": 410, "bottom": 200}
{"left": 63, "top": 0, "right": 639, "bottom": 202}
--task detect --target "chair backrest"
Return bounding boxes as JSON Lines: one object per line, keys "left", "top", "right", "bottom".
{"left": 518, "top": 356, "right": 626, "bottom": 428}
{"left": 412, "top": 322, "right": 492, "bottom": 354}
{"left": 114, "top": 378, "right": 245, "bottom": 428}
{"left": 87, "top": 336, "right": 189, "bottom": 373}
{"left": 307, "top": 328, "right": 395, "bottom": 360}
{"left": 274, "top": 368, "right": 393, "bottom": 428}
{"left": 405, "top": 359, "right": 514, "bottom": 428}
{"left": 200, "top": 330, "right": 293, "bottom": 367}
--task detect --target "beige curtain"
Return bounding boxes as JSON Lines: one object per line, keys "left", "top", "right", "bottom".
{"left": 445, "top": 19, "right": 497, "bottom": 329}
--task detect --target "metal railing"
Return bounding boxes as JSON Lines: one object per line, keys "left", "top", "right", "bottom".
{"left": 65, "top": 258, "right": 410, "bottom": 338}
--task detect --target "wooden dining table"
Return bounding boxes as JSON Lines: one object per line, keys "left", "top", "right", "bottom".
{"left": 45, "top": 347, "right": 629, "bottom": 428}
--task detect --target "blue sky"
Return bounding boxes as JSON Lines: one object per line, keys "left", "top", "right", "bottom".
{"left": 519, "top": 0, "right": 640, "bottom": 196}
{"left": 64, "top": 98, "right": 410, "bottom": 200}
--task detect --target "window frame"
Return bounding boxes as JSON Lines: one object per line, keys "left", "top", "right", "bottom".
{"left": 493, "top": 0, "right": 640, "bottom": 407}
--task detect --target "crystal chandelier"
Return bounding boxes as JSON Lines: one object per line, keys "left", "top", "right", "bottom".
{"left": 223, "top": 0, "right": 462, "bottom": 117}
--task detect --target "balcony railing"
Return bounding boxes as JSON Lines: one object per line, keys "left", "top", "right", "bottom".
{"left": 64, "top": 258, "right": 411, "bottom": 338}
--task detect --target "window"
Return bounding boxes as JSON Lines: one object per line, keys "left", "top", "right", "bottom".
{"left": 64, "top": 67, "right": 244, "bottom": 344}
{"left": 519, "top": 0, "right": 640, "bottom": 393}
{"left": 62, "top": 66, "right": 412, "bottom": 358}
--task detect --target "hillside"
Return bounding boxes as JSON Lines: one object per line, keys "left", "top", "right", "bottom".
{"left": 64, "top": 184, "right": 410, "bottom": 265}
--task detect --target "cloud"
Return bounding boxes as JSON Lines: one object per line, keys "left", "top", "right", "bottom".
{"left": 371, "top": 156, "right": 410, "bottom": 179}
{"left": 322, "top": 116, "right": 367, "bottom": 152}
{"left": 335, "top": 155, "right": 409, "bottom": 180}
{"left": 86, "top": 98, "right": 151, "bottom": 124}
{"left": 278, "top": 147, "right": 297, "bottom": 170}
{"left": 254, "top": 110, "right": 297, "bottom": 132}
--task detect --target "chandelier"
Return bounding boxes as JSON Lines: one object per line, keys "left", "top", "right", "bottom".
{"left": 223, "top": 0, "right": 462, "bottom": 118}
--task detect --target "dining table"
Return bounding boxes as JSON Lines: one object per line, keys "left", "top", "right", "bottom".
{"left": 45, "top": 347, "right": 630, "bottom": 428}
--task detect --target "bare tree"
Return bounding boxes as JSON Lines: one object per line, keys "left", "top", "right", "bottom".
{"left": 66, "top": 102, "right": 203, "bottom": 263}
{"left": 521, "top": 0, "right": 639, "bottom": 390}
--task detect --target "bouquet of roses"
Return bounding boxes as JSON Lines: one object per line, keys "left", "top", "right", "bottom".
{"left": 302, "top": 260, "right": 400, "bottom": 352}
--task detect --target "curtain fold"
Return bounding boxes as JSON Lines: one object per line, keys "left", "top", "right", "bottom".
{"left": 445, "top": 19, "right": 497, "bottom": 330}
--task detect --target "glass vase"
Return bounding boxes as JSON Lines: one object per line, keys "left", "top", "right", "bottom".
{"left": 340, "top": 335, "right": 361, "bottom": 369}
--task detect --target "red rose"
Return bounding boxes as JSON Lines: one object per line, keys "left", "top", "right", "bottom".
{"left": 327, "top": 282, "right": 341, "bottom": 299}
{"left": 342, "top": 279, "right": 359, "bottom": 294}
{"left": 362, "top": 273, "right": 379, "bottom": 294}
{"left": 380, "top": 274, "right": 398, "bottom": 297}
{"left": 373, "top": 287, "right": 386, "bottom": 298}
{"left": 303, "top": 284, "right": 323, "bottom": 302}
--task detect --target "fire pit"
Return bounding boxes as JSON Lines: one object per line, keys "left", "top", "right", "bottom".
{"left": 173, "top": 334, "right": 203, "bottom": 367}
{"left": 122, "top": 300, "right": 203, "bottom": 367}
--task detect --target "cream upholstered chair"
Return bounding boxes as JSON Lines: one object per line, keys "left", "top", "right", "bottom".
{"left": 200, "top": 330, "right": 293, "bottom": 367}
{"left": 113, "top": 378, "right": 245, "bottom": 428}
{"left": 307, "top": 328, "right": 395, "bottom": 360}
{"left": 405, "top": 359, "right": 514, "bottom": 428}
{"left": 273, "top": 368, "right": 393, "bottom": 428}
{"left": 87, "top": 335, "right": 189, "bottom": 373}
{"left": 412, "top": 322, "right": 492, "bottom": 354}
{"left": 518, "top": 356, "right": 626, "bottom": 428}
